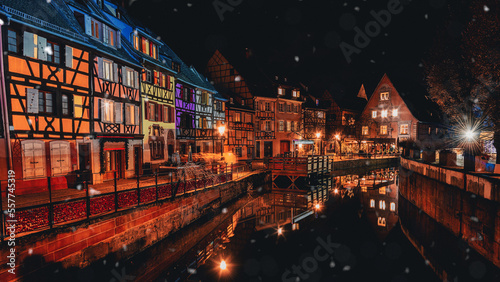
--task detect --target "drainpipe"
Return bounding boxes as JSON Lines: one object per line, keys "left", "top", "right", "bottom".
{"left": 0, "top": 19, "right": 13, "bottom": 171}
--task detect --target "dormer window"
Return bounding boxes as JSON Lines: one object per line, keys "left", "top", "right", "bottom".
{"left": 380, "top": 92, "right": 389, "bottom": 100}
{"left": 381, "top": 110, "right": 388, "bottom": 118}
{"left": 316, "top": 99, "right": 319, "bottom": 106}
{"left": 392, "top": 109, "right": 398, "bottom": 117}
{"left": 372, "top": 111, "right": 377, "bottom": 118}
{"left": 133, "top": 34, "right": 158, "bottom": 59}
{"left": 84, "top": 16, "right": 120, "bottom": 48}
{"left": 292, "top": 90, "right": 299, "bottom": 98}
{"left": 278, "top": 87, "right": 284, "bottom": 95}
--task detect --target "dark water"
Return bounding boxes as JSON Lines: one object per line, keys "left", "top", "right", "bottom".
{"left": 148, "top": 168, "right": 437, "bottom": 282}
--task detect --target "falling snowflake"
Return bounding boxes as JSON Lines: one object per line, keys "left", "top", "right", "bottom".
{"left": 484, "top": 5, "right": 489, "bottom": 12}
{"left": 28, "top": 248, "right": 33, "bottom": 255}
{"left": 329, "top": 260, "right": 336, "bottom": 268}
{"left": 115, "top": 262, "right": 119, "bottom": 268}
{"left": 222, "top": 207, "right": 228, "bottom": 213}
{"left": 250, "top": 239, "right": 256, "bottom": 243}
{"left": 370, "top": 59, "right": 375, "bottom": 63}
{"left": 424, "top": 14, "right": 428, "bottom": 19}
{"left": 187, "top": 3, "right": 192, "bottom": 7}
{"left": 44, "top": 46, "right": 53, "bottom": 55}
{"left": 123, "top": 245, "right": 128, "bottom": 251}
{"left": 405, "top": 267, "right": 410, "bottom": 273}
{"left": 343, "top": 265, "right": 351, "bottom": 271}
{"left": 294, "top": 56, "right": 299, "bottom": 62}
{"left": 354, "top": 7, "right": 360, "bottom": 11}
{"left": 187, "top": 268, "right": 197, "bottom": 274}
{"left": 235, "top": 75, "right": 241, "bottom": 82}
{"left": 173, "top": 8, "right": 178, "bottom": 12}
{"left": 470, "top": 216, "right": 479, "bottom": 222}
{"left": 343, "top": 3, "right": 347, "bottom": 7}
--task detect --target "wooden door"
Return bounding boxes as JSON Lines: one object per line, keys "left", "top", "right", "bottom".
{"left": 280, "top": 141, "right": 290, "bottom": 155}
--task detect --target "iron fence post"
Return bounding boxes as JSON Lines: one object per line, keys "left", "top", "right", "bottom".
{"left": 85, "top": 180, "right": 90, "bottom": 220}
{"left": 48, "top": 177, "right": 53, "bottom": 229}
{"left": 137, "top": 174, "right": 140, "bottom": 205}
{"left": 155, "top": 170, "right": 158, "bottom": 201}
{"left": 0, "top": 181, "right": 4, "bottom": 241}
{"left": 114, "top": 171, "right": 118, "bottom": 212}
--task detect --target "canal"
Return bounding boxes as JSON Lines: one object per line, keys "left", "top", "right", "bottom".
{"left": 61, "top": 166, "right": 498, "bottom": 282}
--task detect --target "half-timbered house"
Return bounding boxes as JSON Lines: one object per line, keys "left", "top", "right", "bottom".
{"left": 302, "top": 93, "right": 327, "bottom": 155}
{"left": 358, "top": 74, "right": 443, "bottom": 153}
{"left": 0, "top": 1, "right": 94, "bottom": 194}
{"left": 175, "top": 77, "right": 196, "bottom": 155}
{"left": 206, "top": 50, "right": 255, "bottom": 161}
{"left": 212, "top": 92, "right": 227, "bottom": 154}
{"left": 100, "top": 1, "right": 176, "bottom": 168}
{"left": 68, "top": 0, "right": 143, "bottom": 183}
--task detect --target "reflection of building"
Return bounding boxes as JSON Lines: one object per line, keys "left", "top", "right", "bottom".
{"left": 357, "top": 168, "right": 399, "bottom": 240}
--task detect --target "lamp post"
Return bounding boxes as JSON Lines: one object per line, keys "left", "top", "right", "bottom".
{"left": 218, "top": 125, "right": 226, "bottom": 159}
{"left": 315, "top": 132, "right": 321, "bottom": 155}
{"left": 335, "top": 134, "right": 341, "bottom": 158}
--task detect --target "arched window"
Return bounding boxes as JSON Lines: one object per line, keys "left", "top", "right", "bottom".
{"left": 21, "top": 140, "right": 46, "bottom": 179}
{"left": 390, "top": 202, "right": 396, "bottom": 212}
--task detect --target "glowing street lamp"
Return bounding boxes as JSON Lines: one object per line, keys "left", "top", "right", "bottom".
{"left": 220, "top": 260, "right": 227, "bottom": 270}
{"left": 278, "top": 227, "right": 283, "bottom": 235}
{"left": 315, "top": 132, "right": 322, "bottom": 155}
{"left": 315, "top": 203, "right": 321, "bottom": 210}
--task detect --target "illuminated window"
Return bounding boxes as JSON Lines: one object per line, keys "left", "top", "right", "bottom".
{"left": 379, "top": 187, "right": 386, "bottom": 194}
{"left": 133, "top": 34, "right": 140, "bottom": 50}
{"left": 362, "top": 126, "right": 369, "bottom": 135}
{"left": 392, "top": 109, "right": 398, "bottom": 117}
{"left": 235, "top": 112, "right": 241, "bottom": 122}
{"left": 291, "top": 121, "right": 295, "bottom": 131}
{"left": 279, "top": 121, "right": 284, "bottom": 131}
{"left": 372, "top": 111, "right": 377, "bottom": 118}
{"left": 317, "top": 111, "right": 324, "bottom": 118}
{"left": 400, "top": 124, "right": 409, "bottom": 135}
{"left": 91, "top": 19, "right": 100, "bottom": 39}
{"left": 390, "top": 202, "right": 396, "bottom": 212}
{"left": 123, "top": 67, "right": 137, "bottom": 88}
{"left": 114, "top": 102, "right": 122, "bottom": 124}
{"left": 125, "top": 104, "right": 139, "bottom": 125}
{"left": 102, "top": 59, "right": 113, "bottom": 81}
{"left": 278, "top": 87, "right": 284, "bottom": 95}
{"left": 361, "top": 186, "right": 367, "bottom": 192}
{"left": 265, "top": 102, "right": 270, "bottom": 111}
{"left": 379, "top": 200, "right": 386, "bottom": 210}
{"left": 370, "top": 199, "right": 375, "bottom": 208}
{"left": 380, "top": 92, "right": 389, "bottom": 100}
{"left": 100, "top": 99, "right": 114, "bottom": 123}
{"left": 381, "top": 110, "right": 388, "bottom": 118}
{"left": 292, "top": 90, "right": 299, "bottom": 97}
{"left": 377, "top": 217, "right": 386, "bottom": 226}
{"left": 380, "top": 125, "right": 388, "bottom": 135}
{"left": 286, "top": 121, "right": 291, "bottom": 132}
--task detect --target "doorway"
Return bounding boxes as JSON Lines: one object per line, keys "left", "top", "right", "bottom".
{"left": 280, "top": 140, "right": 290, "bottom": 155}
{"left": 256, "top": 141, "right": 261, "bottom": 159}
{"left": 264, "top": 141, "right": 273, "bottom": 157}
{"left": 78, "top": 143, "right": 91, "bottom": 182}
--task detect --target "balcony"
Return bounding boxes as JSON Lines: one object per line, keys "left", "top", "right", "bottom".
{"left": 257, "top": 111, "right": 274, "bottom": 119}
{"left": 256, "top": 131, "right": 275, "bottom": 139}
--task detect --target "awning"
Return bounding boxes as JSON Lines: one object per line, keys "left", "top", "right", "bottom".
{"left": 293, "top": 140, "right": 315, "bottom": 145}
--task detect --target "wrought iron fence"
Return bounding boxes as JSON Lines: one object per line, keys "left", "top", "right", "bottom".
{"left": 0, "top": 163, "right": 252, "bottom": 239}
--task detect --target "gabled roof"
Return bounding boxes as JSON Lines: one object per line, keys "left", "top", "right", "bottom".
{"left": 369, "top": 73, "right": 442, "bottom": 123}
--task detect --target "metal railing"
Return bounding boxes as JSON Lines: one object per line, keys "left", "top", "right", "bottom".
{"left": 0, "top": 163, "right": 252, "bottom": 239}
{"left": 3, "top": 5, "right": 89, "bottom": 43}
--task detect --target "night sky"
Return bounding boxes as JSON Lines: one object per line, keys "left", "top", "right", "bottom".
{"left": 127, "top": 0, "right": 461, "bottom": 97}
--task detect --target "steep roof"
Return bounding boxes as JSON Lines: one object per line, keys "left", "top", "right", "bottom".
{"left": 370, "top": 73, "right": 443, "bottom": 123}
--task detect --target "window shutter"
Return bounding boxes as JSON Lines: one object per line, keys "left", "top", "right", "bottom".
{"left": 117, "top": 30, "right": 121, "bottom": 48}
{"left": 114, "top": 102, "right": 122, "bottom": 124}
{"left": 37, "top": 36, "right": 47, "bottom": 61}
{"left": 145, "top": 101, "right": 149, "bottom": 120}
{"left": 65, "top": 46, "right": 73, "bottom": 68}
{"left": 84, "top": 15, "right": 92, "bottom": 36}
{"left": 125, "top": 104, "right": 131, "bottom": 125}
{"left": 97, "top": 57, "right": 103, "bottom": 78}
{"left": 23, "top": 31, "right": 35, "bottom": 58}
{"left": 134, "top": 106, "right": 139, "bottom": 125}
{"left": 134, "top": 71, "right": 139, "bottom": 89}
{"left": 113, "top": 63, "right": 119, "bottom": 83}
{"left": 121, "top": 66, "right": 126, "bottom": 86}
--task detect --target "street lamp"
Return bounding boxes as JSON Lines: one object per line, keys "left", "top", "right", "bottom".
{"left": 218, "top": 125, "right": 226, "bottom": 158}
